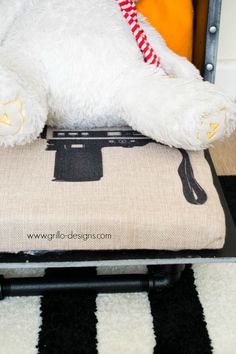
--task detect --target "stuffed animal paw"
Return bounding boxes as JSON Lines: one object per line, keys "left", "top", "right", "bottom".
{"left": 0, "top": 65, "right": 48, "bottom": 146}
{"left": 120, "top": 72, "right": 236, "bottom": 150}
{"left": 0, "top": 98, "right": 25, "bottom": 136}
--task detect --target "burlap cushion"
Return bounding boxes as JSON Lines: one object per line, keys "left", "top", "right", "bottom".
{"left": 0, "top": 128, "right": 225, "bottom": 252}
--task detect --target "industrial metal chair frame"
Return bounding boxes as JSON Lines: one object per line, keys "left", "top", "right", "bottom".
{"left": 0, "top": 0, "right": 235, "bottom": 298}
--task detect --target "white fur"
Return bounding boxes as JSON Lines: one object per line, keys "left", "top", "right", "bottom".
{"left": 0, "top": 0, "right": 235, "bottom": 149}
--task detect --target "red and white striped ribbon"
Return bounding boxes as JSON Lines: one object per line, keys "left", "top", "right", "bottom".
{"left": 116, "top": 0, "right": 161, "bottom": 68}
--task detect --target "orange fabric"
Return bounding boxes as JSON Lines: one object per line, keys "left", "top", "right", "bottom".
{"left": 137, "top": 0, "right": 194, "bottom": 61}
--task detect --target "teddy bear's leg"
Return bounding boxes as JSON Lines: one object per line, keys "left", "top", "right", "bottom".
{"left": 119, "top": 67, "right": 236, "bottom": 150}
{"left": 137, "top": 14, "right": 201, "bottom": 80}
{"left": 0, "top": 55, "right": 48, "bottom": 147}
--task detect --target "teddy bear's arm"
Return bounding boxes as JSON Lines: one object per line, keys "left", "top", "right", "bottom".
{"left": 0, "top": 0, "right": 38, "bottom": 45}
{"left": 137, "top": 13, "right": 201, "bottom": 80}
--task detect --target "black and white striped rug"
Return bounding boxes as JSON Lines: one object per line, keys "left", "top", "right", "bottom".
{"left": 0, "top": 176, "right": 235, "bottom": 354}
{"left": 0, "top": 263, "right": 235, "bottom": 354}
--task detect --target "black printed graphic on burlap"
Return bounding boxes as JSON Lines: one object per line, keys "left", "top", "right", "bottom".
{"left": 178, "top": 149, "right": 207, "bottom": 205}
{"left": 46, "top": 130, "right": 150, "bottom": 182}
{"left": 45, "top": 129, "right": 207, "bottom": 205}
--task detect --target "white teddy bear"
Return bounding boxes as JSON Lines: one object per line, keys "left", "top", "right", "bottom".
{"left": 0, "top": 0, "right": 235, "bottom": 150}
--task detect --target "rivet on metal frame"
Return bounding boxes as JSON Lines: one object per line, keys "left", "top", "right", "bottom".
{"left": 209, "top": 25, "right": 217, "bottom": 34}
{"left": 206, "top": 63, "right": 214, "bottom": 71}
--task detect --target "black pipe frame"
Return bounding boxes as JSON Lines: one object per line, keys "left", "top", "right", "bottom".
{"left": 0, "top": 265, "right": 185, "bottom": 299}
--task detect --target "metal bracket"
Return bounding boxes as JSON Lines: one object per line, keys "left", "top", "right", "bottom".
{"left": 204, "top": 0, "right": 222, "bottom": 83}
